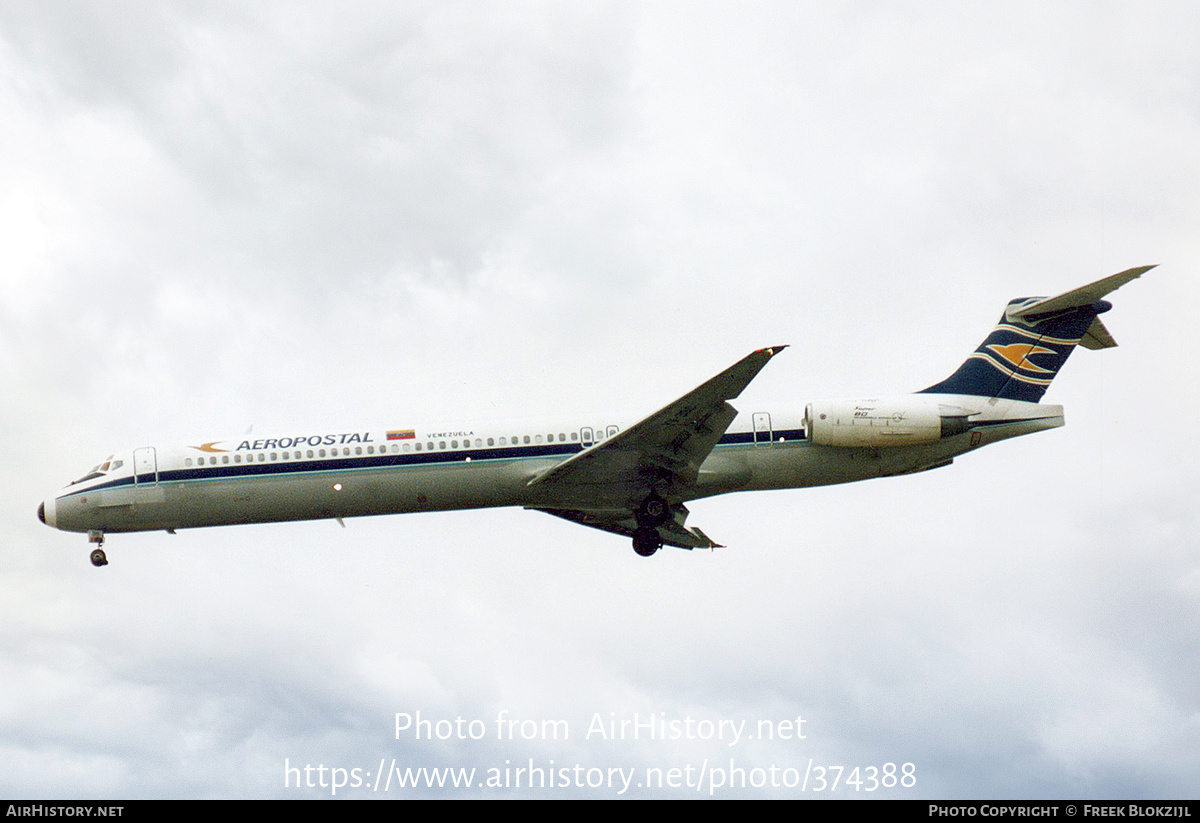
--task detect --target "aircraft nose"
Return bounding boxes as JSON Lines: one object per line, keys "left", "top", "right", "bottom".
{"left": 38, "top": 497, "right": 56, "bottom": 529}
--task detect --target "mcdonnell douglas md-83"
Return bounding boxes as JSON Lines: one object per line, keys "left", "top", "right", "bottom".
{"left": 40, "top": 267, "right": 1151, "bottom": 567}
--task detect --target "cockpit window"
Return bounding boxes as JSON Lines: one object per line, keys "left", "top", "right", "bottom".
{"left": 71, "top": 455, "right": 117, "bottom": 485}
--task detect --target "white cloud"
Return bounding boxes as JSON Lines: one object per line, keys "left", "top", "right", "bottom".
{"left": 4, "top": 1, "right": 1198, "bottom": 799}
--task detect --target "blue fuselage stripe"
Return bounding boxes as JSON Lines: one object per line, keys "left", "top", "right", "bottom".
{"left": 60, "top": 427, "right": 812, "bottom": 500}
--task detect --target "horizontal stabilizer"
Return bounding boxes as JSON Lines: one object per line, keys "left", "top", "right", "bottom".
{"left": 1009, "top": 265, "right": 1155, "bottom": 318}
{"left": 1079, "top": 317, "right": 1118, "bottom": 350}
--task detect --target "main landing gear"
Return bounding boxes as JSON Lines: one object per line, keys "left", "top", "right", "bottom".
{"left": 632, "top": 528, "right": 663, "bottom": 557}
{"left": 632, "top": 493, "right": 670, "bottom": 557}
{"left": 88, "top": 530, "right": 107, "bottom": 567}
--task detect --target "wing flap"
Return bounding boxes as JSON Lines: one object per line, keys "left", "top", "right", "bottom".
{"left": 532, "top": 503, "right": 720, "bottom": 550}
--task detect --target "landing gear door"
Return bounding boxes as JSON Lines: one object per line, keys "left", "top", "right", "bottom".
{"left": 753, "top": 412, "right": 772, "bottom": 445}
{"left": 133, "top": 447, "right": 158, "bottom": 485}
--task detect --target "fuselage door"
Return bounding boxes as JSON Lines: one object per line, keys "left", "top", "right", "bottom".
{"left": 133, "top": 447, "right": 158, "bottom": 485}
{"left": 580, "top": 427, "right": 594, "bottom": 447}
{"left": 753, "top": 412, "right": 772, "bottom": 445}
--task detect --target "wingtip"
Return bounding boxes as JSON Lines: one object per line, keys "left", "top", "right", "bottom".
{"left": 759, "top": 344, "right": 789, "bottom": 357}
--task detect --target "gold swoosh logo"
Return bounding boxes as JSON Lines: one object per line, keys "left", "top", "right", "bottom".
{"left": 986, "top": 343, "right": 1057, "bottom": 373}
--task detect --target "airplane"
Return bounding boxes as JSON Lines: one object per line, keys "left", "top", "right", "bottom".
{"left": 39, "top": 266, "right": 1152, "bottom": 567}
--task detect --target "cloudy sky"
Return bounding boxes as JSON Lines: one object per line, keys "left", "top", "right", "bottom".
{"left": 3, "top": 1, "right": 1198, "bottom": 799}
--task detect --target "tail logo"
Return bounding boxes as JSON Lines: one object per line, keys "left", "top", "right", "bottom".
{"left": 984, "top": 342, "right": 1057, "bottom": 373}
{"left": 921, "top": 266, "right": 1149, "bottom": 403}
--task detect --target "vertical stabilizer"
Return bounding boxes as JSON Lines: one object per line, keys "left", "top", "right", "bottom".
{"left": 920, "top": 265, "right": 1152, "bottom": 402}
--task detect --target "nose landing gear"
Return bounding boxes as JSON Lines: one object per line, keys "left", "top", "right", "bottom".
{"left": 88, "top": 530, "right": 107, "bottom": 568}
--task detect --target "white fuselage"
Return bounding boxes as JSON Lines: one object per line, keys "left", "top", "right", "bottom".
{"left": 39, "top": 394, "right": 1062, "bottom": 537}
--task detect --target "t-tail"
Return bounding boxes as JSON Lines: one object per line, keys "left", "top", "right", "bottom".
{"left": 920, "top": 265, "right": 1155, "bottom": 402}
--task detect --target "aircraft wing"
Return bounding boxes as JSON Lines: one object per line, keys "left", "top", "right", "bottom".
{"left": 527, "top": 345, "right": 787, "bottom": 499}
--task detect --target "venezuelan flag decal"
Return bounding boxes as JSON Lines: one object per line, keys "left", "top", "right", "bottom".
{"left": 387, "top": 429, "right": 416, "bottom": 441}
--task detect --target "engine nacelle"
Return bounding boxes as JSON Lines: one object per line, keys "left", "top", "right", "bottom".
{"left": 805, "top": 398, "right": 971, "bottom": 447}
